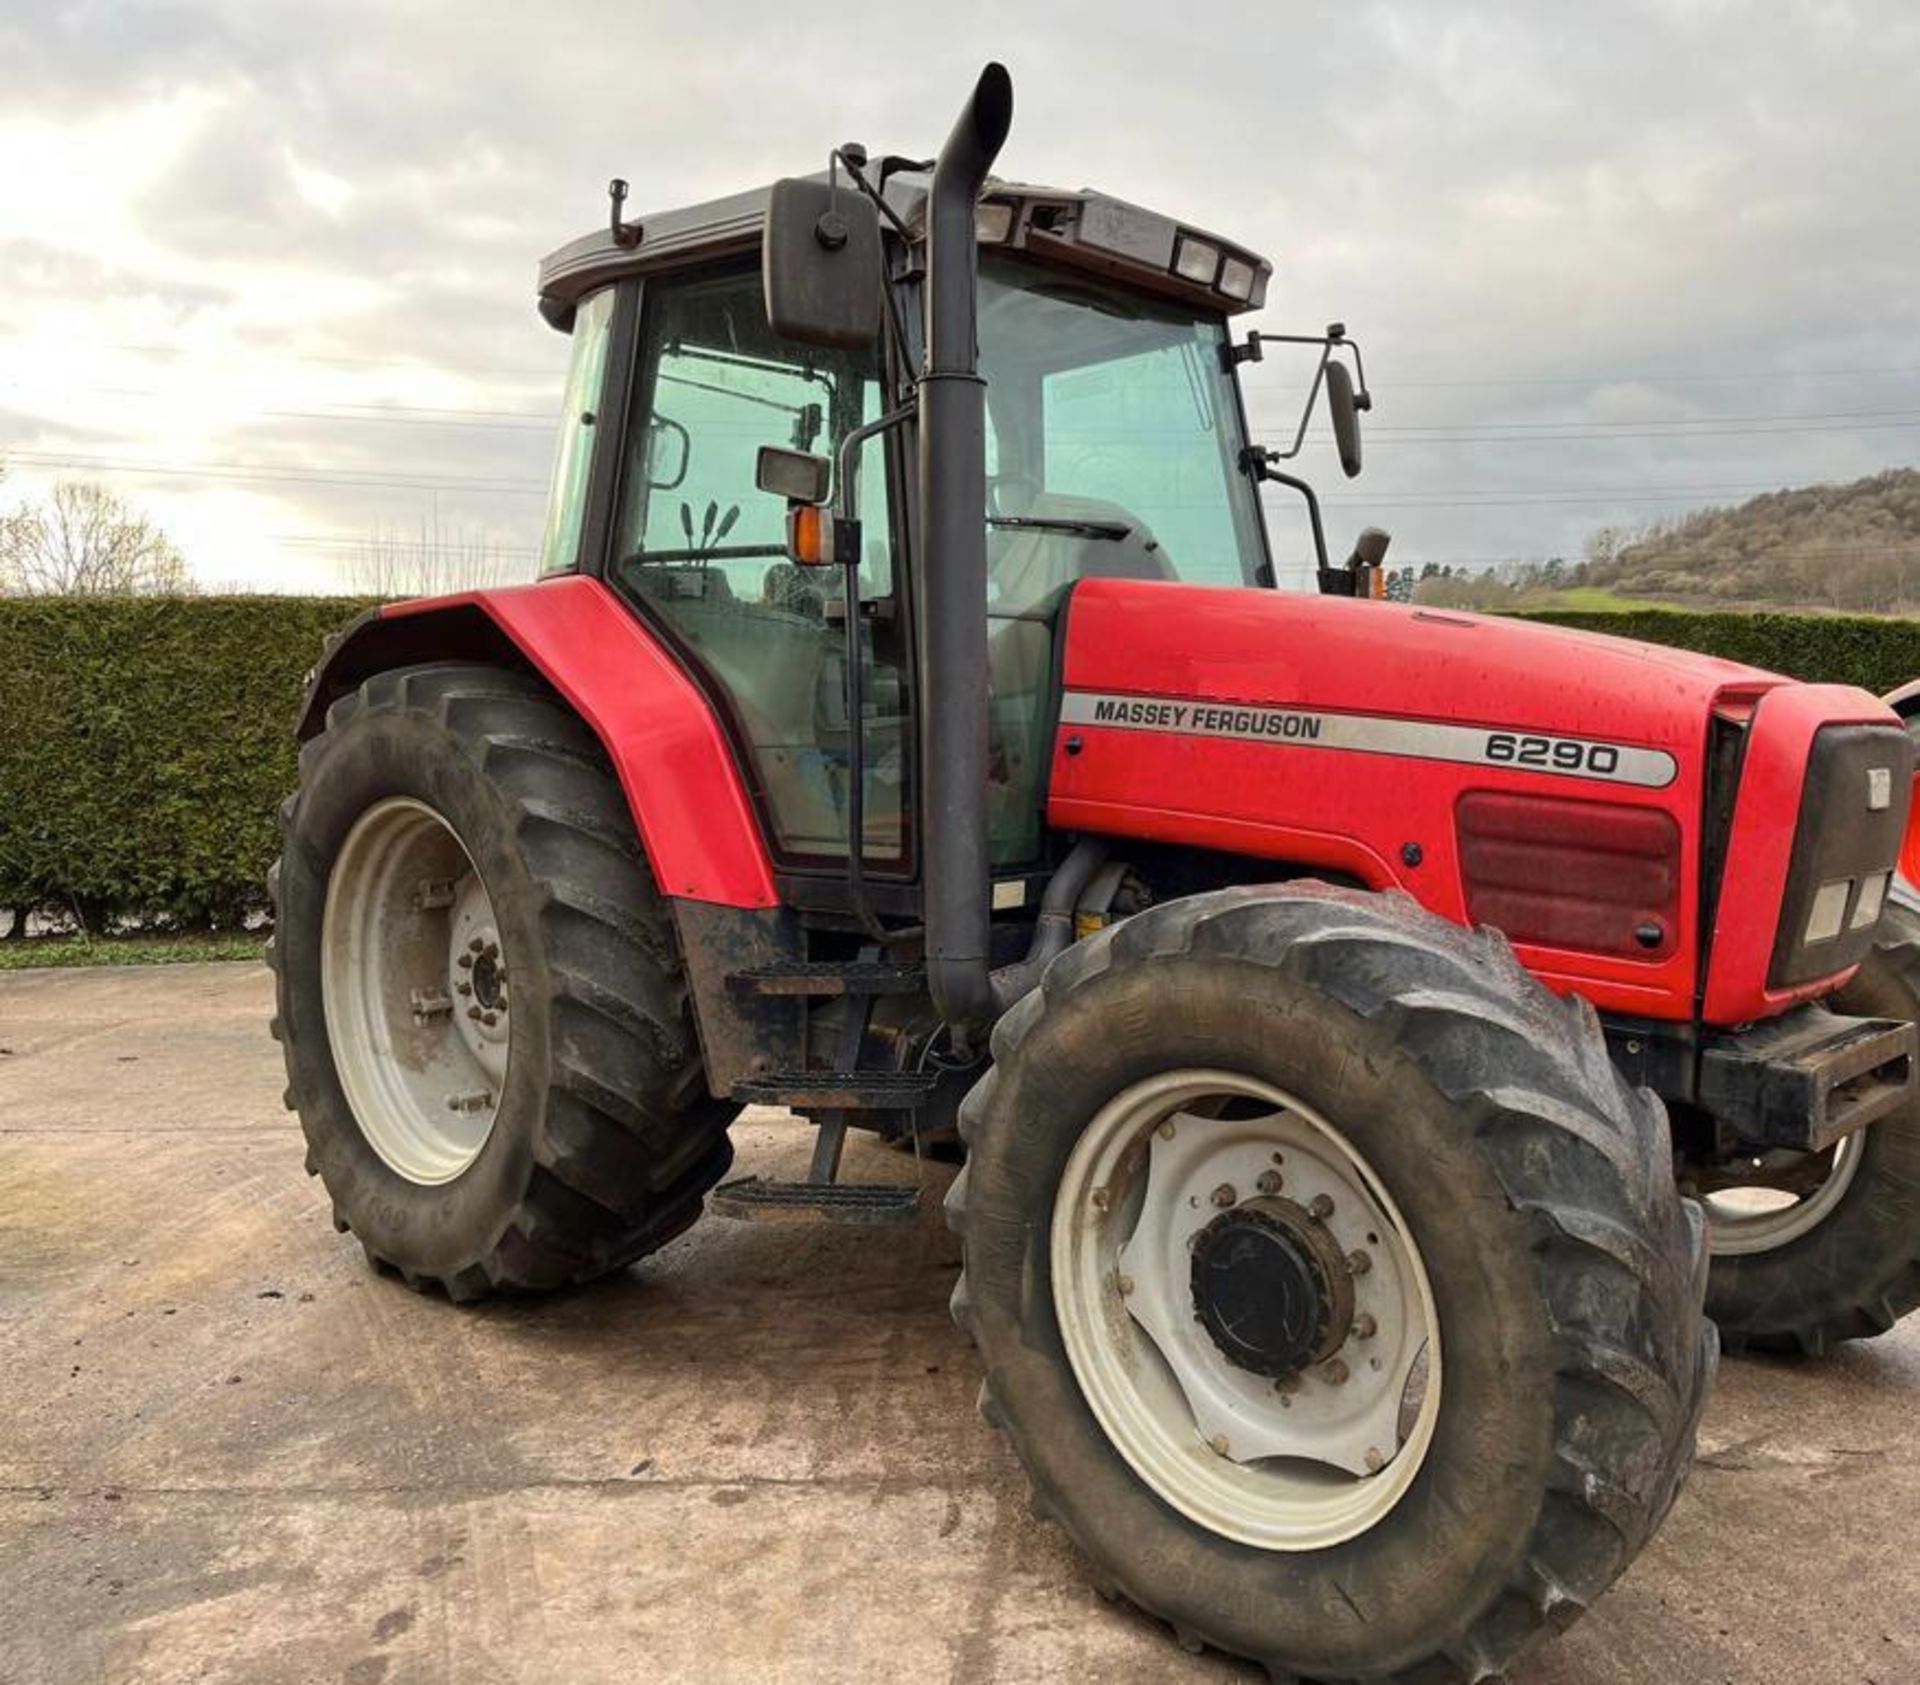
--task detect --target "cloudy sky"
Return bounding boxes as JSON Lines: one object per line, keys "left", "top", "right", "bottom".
{"left": 4, "top": 0, "right": 1919, "bottom": 592}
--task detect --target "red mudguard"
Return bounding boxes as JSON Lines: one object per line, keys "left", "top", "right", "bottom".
{"left": 370, "top": 578, "right": 779, "bottom": 908}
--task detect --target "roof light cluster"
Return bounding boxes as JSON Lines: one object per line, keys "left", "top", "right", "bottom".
{"left": 973, "top": 192, "right": 1268, "bottom": 311}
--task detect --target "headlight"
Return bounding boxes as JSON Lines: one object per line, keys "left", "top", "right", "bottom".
{"left": 1804, "top": 879, "right": 1851, "bottom": 945}
{"left": 1851, "top": 871, "right": 1890, "bottom": 931}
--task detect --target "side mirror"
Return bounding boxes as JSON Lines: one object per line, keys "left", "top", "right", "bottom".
{"left": 1325, "top": 360, "right": 1364, "bottom": 479}
{"left": 763, "top": 178, "right": 882, "bottom": 349}
{"left": 755, "top": 445, "right": 830, "bottom": 506}
{"left": 646, "top": 415, "right": 690, "bottom": 490}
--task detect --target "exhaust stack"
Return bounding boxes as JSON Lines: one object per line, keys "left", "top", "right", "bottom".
{"left": 919, "top": 62, "right": 1013, "bottom": 1034}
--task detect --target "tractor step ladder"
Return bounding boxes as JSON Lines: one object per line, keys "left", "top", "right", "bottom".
{"left": 715, "top": 955, "right": 929, "bottom": 1226}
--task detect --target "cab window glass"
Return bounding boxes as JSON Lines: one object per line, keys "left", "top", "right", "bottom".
{"left": 537, "top": 287, "right": 616, "bottom": 578}
{"left": 613, "top": 268, "right": 905, "bottom": 864}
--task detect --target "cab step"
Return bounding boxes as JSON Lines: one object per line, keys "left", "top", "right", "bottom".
{"left": 731, "top": 1070, "right": 937, "bottom": 1110}
{"left": 711, "top": 1177, "right": 921, "bottom": 1226}
{"left": 728, "top": 961, "right": 926, "bottom": 998}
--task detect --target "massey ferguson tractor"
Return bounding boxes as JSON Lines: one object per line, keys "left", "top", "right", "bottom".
{"left": 271, "top": 65, "right": 1920, "bottom": 1681}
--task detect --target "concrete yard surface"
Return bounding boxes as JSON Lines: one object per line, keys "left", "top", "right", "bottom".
{"left": 2, "top": 962, "right": 1917, "bottom": 1684}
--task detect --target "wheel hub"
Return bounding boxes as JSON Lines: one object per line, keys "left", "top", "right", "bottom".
{"left": 1052, "top": 1071, "right": 1442, "bottom": 1551}
{"left": 320, "top": 797, "right": 510, "bottom": 1186}
{"left": 1191, "top": 1198, "right": 1354, "bottom": 1378}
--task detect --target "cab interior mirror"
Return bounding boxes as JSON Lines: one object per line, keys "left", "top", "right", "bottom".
{"left": 1325, "top": 360, "right": 1364, "bottom": 479}
{"left": 763, "top": 178, "right": 883, "bottom": 349}
{"left": 756, "top": 444, "right": 830, "bottom": 506}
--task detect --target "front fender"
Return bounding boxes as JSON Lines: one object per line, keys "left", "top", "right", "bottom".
{"left": 300, "top": 577, "right": 777, "bottom": 908}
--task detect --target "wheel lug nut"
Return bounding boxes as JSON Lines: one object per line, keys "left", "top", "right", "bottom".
{"left": 1320, "top": 1357, "right": 1350, "bottom": 1385}
{"left": 1208, "top": 1434, "right": 1231, "bottom": 1458}
{"left": 457, "top": 953, "right": 474, "bottom": 970}
{"left": 1210, "top": 1183, "right": 1237, "bottom": 1209}
{"left": 456, "top": 982, "right": 472, "bottom": 996}
{"left": 1347, "top": 1249, "right": 1372, "bottom": 1276}
{"left": 482, "top": 1011, "right": 498, "bottom": 1026}
{"left": 1090, "top": 1187, "right": 1110, "bottom": 1212}
{"left": 467, "top": 1006, "right": 483, "bottom": 1020}
{"left": 1116, "top": 1273, "right": 1134, "bottom": 1296}
{"left": 1353, "top": 1313, "right": 1378, "bottom": 1339}
{"left": 1308, "top": 1193, "right": 1334, "bottom": 1221}
{"left": 1364, "top": 1447, "right": 1385, "bottom": 1474}
{"left": 1272, "top": 1372, "right": 1301, "bottom": 1395}
{"left": 1157, "top": 1120, "right": 1176, "bottom": 1141}
{"left": 483, "top": 942, "right": 499, "bottom": 959}
{"left": 468, "top": 937, "right": 484, "bottom": 954}
{"left": 1255, "top": 1169, "right": 1283, "bottom": 1195}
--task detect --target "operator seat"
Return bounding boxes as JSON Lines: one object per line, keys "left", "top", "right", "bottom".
{"left": 989, "top": 492, "right": 1174, "bottom": 617}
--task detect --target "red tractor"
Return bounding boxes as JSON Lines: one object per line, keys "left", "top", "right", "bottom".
{"left": 273, "top": 66, "right": 1920, "bottom": 1681}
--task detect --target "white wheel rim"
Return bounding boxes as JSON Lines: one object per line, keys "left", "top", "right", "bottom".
{"left": 1705, "top": 1133, "right": 1865, "bottom": 1256}
{"left": 1050, "top": 1068, "right": 1442, "bottom": 1551}
{"left": 321, "top": 797, "right": 510, "bottom": 1185}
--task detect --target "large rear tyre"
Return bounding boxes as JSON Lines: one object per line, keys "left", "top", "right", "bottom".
{"left": 947, "top": 884, "right": 1713, "bottom": 1682}
{"left": 1700, "top": 903, "right": 1920, "bottom": 1355}
{"left": 270, "top": 663, "right": 734, "bottom": 1299}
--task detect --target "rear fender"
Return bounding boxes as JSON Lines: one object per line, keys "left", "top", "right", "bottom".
{"left": 299, "top": 577, "right": 778, "bottom": 909}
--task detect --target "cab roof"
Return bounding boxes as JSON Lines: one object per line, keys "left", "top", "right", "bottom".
{"left": 536, "top": 171, "right": 1272, "bottom": 329}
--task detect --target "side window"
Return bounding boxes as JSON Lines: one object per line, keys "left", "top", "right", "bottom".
{"left": 537, "top": 287, "right": 616, "bottom": 578}
{"left": 613, "top": 268, "right": 907, "bottom": 865}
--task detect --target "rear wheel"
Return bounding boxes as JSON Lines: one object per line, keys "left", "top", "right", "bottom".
{"left": 270, "top": 662, "right": 734, "bottom": 1299}
{"left": 1700, "top": 903, "right": 1920, "bottom": 1354}
{"left": 947, "top": 884, "right": 1713, "bottom": 1682}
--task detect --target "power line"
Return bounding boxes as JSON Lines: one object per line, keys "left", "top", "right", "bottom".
{"left": 1246, "top": 365, "right": 1920, "bottom": 391}
{"left": 6, "top": 450, "right": 549, "bottom": 496}
{"left": 13, "top": 333, "right": 1920, "bottom": 392}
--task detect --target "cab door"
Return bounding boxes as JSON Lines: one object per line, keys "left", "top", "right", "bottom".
{"left": 607, "top": 263, "right": 912, "bottom": 873}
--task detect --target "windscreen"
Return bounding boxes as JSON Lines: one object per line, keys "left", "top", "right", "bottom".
{"left": 978, "top": 254, "right": 1269, "bottom": 614}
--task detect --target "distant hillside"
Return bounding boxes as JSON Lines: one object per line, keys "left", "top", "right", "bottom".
{"left": 1588, "top": 467, "right": 1920, "bottom": 613}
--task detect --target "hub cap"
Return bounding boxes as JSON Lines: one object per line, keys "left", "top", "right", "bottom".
{"left": 321, "top": 798, "right": 510, "bottom": 1185}
{"left": 1050, "top": 1069, "right": 1441, "bottom": 1551}
{"left": 1190, "top": 1198, "right": 1354, "bottom": 1378}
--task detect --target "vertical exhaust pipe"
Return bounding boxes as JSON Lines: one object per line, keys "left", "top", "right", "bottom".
{"left": 919, "top": 63, "right": 1013, "bottom": 1034}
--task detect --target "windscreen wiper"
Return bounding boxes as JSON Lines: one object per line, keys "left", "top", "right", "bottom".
{"left": 988, "top": 515, "right": 1132, "bottom": 541}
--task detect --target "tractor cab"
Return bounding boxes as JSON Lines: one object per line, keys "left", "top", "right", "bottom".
{"left": 531, "top": 163, "right": 1334, "bottom": 886}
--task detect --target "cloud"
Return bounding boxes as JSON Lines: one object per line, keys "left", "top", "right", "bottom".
{"left": 1, "top": 0, "right": 1918, "bottom": 586}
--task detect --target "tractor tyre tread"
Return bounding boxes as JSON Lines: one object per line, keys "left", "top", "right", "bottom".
{"left": 270, "top": 661, "right": 734, "bottom": 1300}
{"left": 1706, "top": 902, "right": 1920, "bottom": 1356}
{"left": 950, "top": 883, "right": 1714, "bottom": 1683}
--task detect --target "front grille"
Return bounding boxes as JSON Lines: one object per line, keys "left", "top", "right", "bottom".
{"left": 1769, "top": 722, "right": 1915, "bottom": 989}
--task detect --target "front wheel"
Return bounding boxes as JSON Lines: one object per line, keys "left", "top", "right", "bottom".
{"left": 1698, "top": 903, "right": 1920, "bottom": 1354}
{"left": 947, "top": 884, "right": 1714, "bottom": 1682}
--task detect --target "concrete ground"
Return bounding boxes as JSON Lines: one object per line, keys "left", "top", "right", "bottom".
{"left": 1, "top": 963, "right": 1915, "bottom": 1685}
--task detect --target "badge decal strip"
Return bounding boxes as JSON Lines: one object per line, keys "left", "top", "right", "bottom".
{"left": 1058, "top": 691, "right": 1679, "bottom": 789}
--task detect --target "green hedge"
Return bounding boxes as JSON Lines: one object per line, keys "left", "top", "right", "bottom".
{"left": 0, "top": 596, "right": 376, "bottom": 931}
{"left": 1514, "top": 610, "right": 1920, "bottom": 695}
{"left": 3, "top": 596, "right": 1917, "bottom": 935}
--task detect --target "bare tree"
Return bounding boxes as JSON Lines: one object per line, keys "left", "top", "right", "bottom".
{"left": 339, "top": 515, "right": 533, "bottom": 597}
{"left": 0, "top": 482, "right": 193, "bottom": 596}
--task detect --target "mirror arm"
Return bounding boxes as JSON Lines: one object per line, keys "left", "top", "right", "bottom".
{"left": 1243, "top": 453, "right": 1331, "bottom": 575}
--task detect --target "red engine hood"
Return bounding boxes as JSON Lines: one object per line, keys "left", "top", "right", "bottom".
{"left": 1058, "top": 580, "right": 1786, "bottom": 744}
{"left": 1047, "top": 579, "right": 1850, "bottom": 1023}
